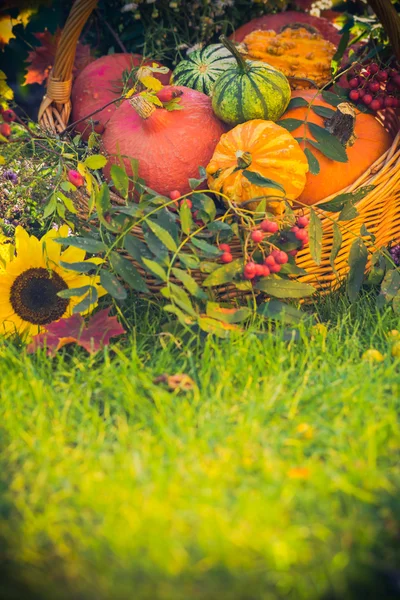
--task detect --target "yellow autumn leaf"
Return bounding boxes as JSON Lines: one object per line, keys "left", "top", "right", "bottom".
{"left": 77, "top": 162, "right": 87, "bottom": 176}
{"left": 18, "top": 9, "right": 37, "bottom": 28}
{"left": 125, "top": 87, "right": 137, "bottom": 99}
{"left": 140, "top": 91, "right": 163, "bottom": 107}
{"left": 0, "top": 133, "right": 9, "bottom": 143}
{"left": 0, "top": 79, "right": 13, "bottom": 101}
{"left": 85, "top": 172, "right": 93, "bottom": 195}
{"left": 138, "top": 75, "right": 163, "bottom": 92}
{"left": 0, "top": 155, "right": 5, "bottom": 164}
{"left": 0, "top": 15, "right": 16, "bottom": 50}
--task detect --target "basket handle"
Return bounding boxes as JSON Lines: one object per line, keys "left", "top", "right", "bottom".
{"left": 367, "top": 0, "right": 400, "bottom": 62}
{"left": 38, "top": 0, "right": 98, "bottom": 134}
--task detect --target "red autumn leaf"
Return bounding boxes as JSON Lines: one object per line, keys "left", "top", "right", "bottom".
{"left": 24, "top": 28, "right": 94, "bottom": 86}
{"left": 27, "top": 308, "right": 125, "bottom": 356}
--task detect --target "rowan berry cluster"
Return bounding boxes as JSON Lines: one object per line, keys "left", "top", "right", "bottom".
{"left": 347, "top": 62, "right": 400, "bottom": 112}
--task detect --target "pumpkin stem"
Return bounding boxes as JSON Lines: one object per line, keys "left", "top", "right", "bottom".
{"left": 219, "top": 35, "right": 249, "bottom": 72}
{"left": 129, "top": 95, "right": 157, "bottom": 119}
{"left": 236, "top": 150, "right": 252, "bottom": 169}
{"left": 325, "top": 102, "right": 356, "bottom": 147}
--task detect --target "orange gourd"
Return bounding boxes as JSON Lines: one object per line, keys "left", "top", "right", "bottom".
{"left": 283, "top": 90, "right": 393, "bottom": 206}
{"left": 240, "top": 28, "right": 336, "bottom": 89}
{"left": 206, "top": 119, "right": 309, "bottom": 215}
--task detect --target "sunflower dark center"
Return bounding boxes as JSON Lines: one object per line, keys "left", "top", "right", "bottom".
{"left": 10, "top": 267, "right": 69, "bottom": 325}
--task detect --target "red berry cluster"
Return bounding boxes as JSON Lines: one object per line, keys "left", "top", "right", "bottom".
{"left": 169, "top": 190, "right": 204, "bottom": 228}
{"left": 242, "top": 215, "right": 309, "bottom": 281}
{"left": 347, "top": 61, "right": 400, "bottom": 112}
{"left": 219, "top": 243, "right": 233, "bottom": 263}
{"left": 0, "top": 108, "right": 15, "bottom": 139}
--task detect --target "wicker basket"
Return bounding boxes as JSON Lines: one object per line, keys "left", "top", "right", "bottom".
{"left": 38, "top": 0, "right": 400, "bottom": 298}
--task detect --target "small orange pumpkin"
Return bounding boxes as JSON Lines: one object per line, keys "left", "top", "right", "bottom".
{"left": 282, "top": 90, "right": 393, "bottom": 206}
{"left": 206, "top": 119, "right": 309, "bottom": 214}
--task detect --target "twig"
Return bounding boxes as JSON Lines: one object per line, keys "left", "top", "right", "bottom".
{"left": 95, "top": 9, "right": 128, "bottom": 53}
{"left": 59, "top": 94, "right": 126, "bottom": 138}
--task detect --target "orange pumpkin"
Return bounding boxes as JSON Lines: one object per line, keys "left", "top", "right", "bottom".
{"left": 206, "top": 119, "right": 309, "bottom": 214}
{"left": 283, "top": 90, "right": 393, "bottom": 206}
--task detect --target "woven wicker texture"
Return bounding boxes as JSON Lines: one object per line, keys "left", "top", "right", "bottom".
{"left": 296, "top": 128, "right": 400, "bottom": 292}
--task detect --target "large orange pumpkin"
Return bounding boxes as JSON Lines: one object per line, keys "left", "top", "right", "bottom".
{"left": 283, "top": 90, "right": 393, "bottom": 206}
{"left": 206, "top": 119, "right": 309, "bottom": 215}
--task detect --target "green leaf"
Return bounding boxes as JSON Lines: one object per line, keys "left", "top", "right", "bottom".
{"left": 59, "top": 261, "right": 100, "bottom": 273}
{"left": 202, "top": 258, "right": 243, "bottom": 287}
{"left": 179, "top": 253, "right": 200, "bottom": 269}
{"left": 191, "top": 237, "right": 222, "bottom": 257}
{"left": 110, "top": 251, "right": 149, "bottom": 293}
{"left": 321, "top": 91, "right": 343, "bottom": 107}
{"left": 347, "top": 238, "right": 368, "bottom": 302}
{"left": 318, "top": 187, "right": 374, "bottom": 212}
{"left": 206, "top": 302, "right": 251, "bottom": 324}
{"left": 311, "top": 105, "right": 336, "bottom": 119}
{"left": 257, "top": 299, "right": 308, "bottom": 324}
{"left": 157, "top": 208, "right": 179, "bottom": 244}
{"left": 287, "top": 97, "right": 309, "bottom": 109}
{"left": 331, "top": 30, "right": 350, "bottom": 75}
{"left": 72, "top": 287, "right": 98, "bottom": 315}
{"left": 57, "top": 285, "right": 91, "bottom": 299}
{"left": 56, "top": 202, "right": 66, "bottom": 219}
{"left": 381, "top": 269, "right": 400, "bottom": 300}
{"left": 307, "top": 124, "right": 348, "bottom": 163}
{"left": 100, "top": 270, "right": 127, "bottom": 300}
{"left": 60, "top": 181, "right": 76, "bottom": 193}
{"left": 330, "top": 222, "right": 342, "bottom": 275}
{"left": 207, "top": 221, "right": 233, "bottom": 235}
{"left": 198, "top": 316, "right": 239, "bottom": 338}
{"left": 180, "top": 201, "right": 193, "bottom": 235}
{"left": 243, "top": 170, "right": 285, "bottom": 194}
{"left": 163, "top": 304, "right": 194, "bottom": 325}
{"left": 84, "top": 154, "right": 108, "bottom": 170}
{"left": 147, "top": 219, "right": 177, "bottom": 252}
{"left": 279, "top": 262, "right": 307, "bottom": 276}
{"left": 124, "top": 234, "right": 152, "bottom": 264}
{"left": 196, "top": 193, "right": 216, "bottom": 222}
{"left": 304, "top": 148, "right": 320, "bottom": 175}
{"left": 43, "top": 194, "right": 57, "bottom": 218}
{"left": 360, "top": 223, "right": 375, "bottom": 242}
{"left": 393, "top": 290, "right": 400, "bottom": 315}
{"left": 200, "top": 261, "right": 220, "bottom": 274}
{"left": 309, "top": 209, "right": 323, "bottom": 265}
{"left": 142, "top": 226, "right": 169, "bottom": 261}
{"left": 141, "top": 257, "right": 168, "bottom": 281}
{"left": 276, "top": 118, "right": 304, "bottom": 132}
{"left": 256, "top": 277, "right": 315, "bottom": 298}
{"left": 171, "top": 267, "right": 206, "bottom": 299}
{"left": 110, "top": 164, "right": 129, "bottom": 198}
{"left": 60, "top": 194, "right": 78, "bottom": 215}
{"left": 338, "top": 201, "right": 359, "bottom": 221}
{"left": 95, "top": 183, "right": 112, "bottom": 229}
{"left": 54, "top": 237, "right": 107, "bottom": 254}
{"left": 163, "top": 283, "right": 197, "bottom": 317}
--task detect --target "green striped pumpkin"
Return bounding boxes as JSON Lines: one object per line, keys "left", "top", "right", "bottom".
{"left": 212, "top": 36, "right": 291, "bottom": 126}
{"left": 171, "top": 44, "right": 236, "bottom": 96}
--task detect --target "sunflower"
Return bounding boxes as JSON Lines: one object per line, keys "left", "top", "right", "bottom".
{"left": 0, "top": 225, "right": 105, "bottom": 338}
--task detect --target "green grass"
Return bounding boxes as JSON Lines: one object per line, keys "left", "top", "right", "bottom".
{"left": 0, "top": 293, "right": 400, "bottom": 600}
